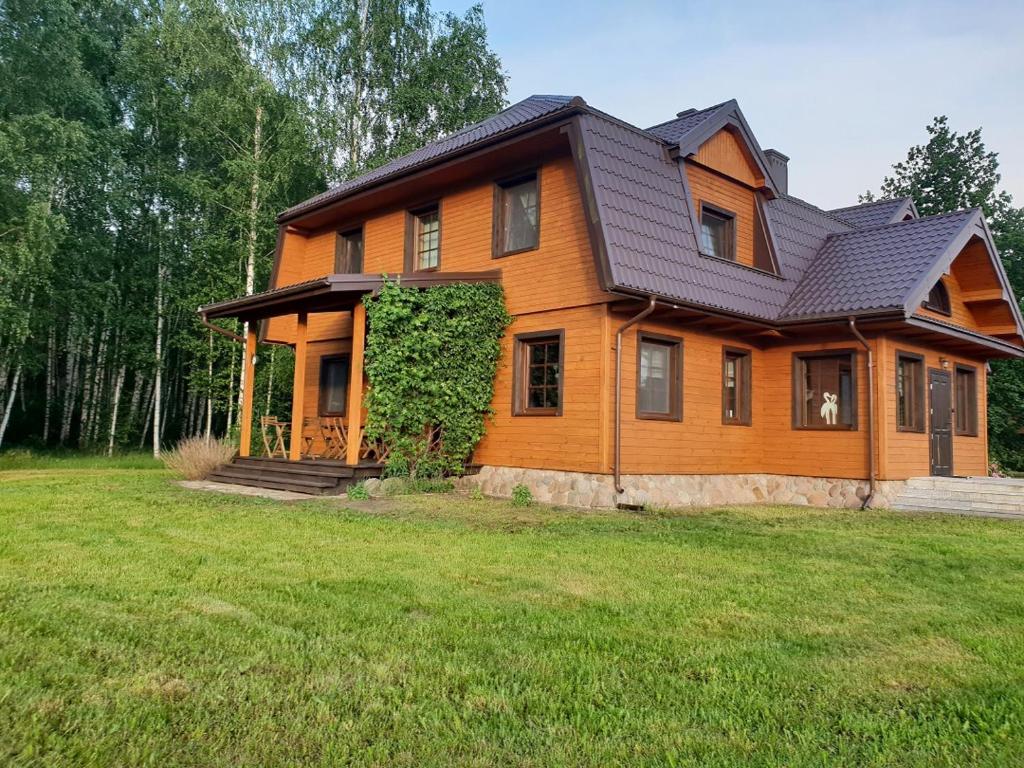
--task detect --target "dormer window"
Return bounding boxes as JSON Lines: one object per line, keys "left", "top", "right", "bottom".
{"left": 923, "top": 280, "right": 951, "bottom": 315}
{"left": 700, "top": 203, "right": 735, "bottom": 261}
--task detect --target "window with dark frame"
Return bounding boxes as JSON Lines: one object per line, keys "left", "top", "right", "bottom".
{"left": 334, "top": 228, "right": 364, "bottom": 273}
{"left": 637, "top": 333, "right": 682, "bottom": 420}
{"left": 318, "top": 354, "right": 350, "bottom": 416}
{"left": 494, "top": 173, "right": 539, "bottom": 256}
{"left": 923, "top": 280, "right": 951, "bottom": 315}
{"left": 513, "top": 331, "right": 562, "bottom": 416}
{"left": 896, "top": 352, "right": 925, "bottom": 432}
{"left": 722, "top": 347, "right": 751, "bottom": 425}
{"left": 955, "top": 364, "right": 978, "bottom": 435}
{"left": 793, "top": 351, "right": 857, "bottom": 429}
{"left": 700, "top": 203, "right": 735, "bottom": 261}
{"left": 407, "top": 205, "right": 440, "bottom": 271}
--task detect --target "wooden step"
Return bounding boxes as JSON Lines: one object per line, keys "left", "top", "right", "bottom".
{"left": 210, "top": 466, "right": 337, "bottom": 490}
{"left": 229, "top": 459, "right": 353, "bottom": 479}
{"left": 233, "top": 457, "right": 354, "bottom": 475}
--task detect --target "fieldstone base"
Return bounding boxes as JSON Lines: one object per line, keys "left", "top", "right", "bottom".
{"left": 455, "top": 466, "right": 906, "bottom": 510}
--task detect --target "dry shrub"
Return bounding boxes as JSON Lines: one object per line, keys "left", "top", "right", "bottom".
{"left": 163, "top": 437, "right": 235, "bottom": 480}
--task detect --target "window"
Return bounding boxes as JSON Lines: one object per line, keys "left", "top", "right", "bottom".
{"left": 700, "top": 203, "right": 735, "bottom": 261}
{"left": 895, "top": 351, "right": 925, "bottom": 432}
{"left": 722, "top": 347, "right": 752, "bottom": 425}
{"left": 406, "top": 205, "right": 440, "bottom": 271}
{"left": 513, "top": 331, "right": 563, "bottom": 416}
{"left": 955, "top": 364, "right": 978, "bottom": 436}
{"left": 494, "top": 173, "right": 539, "bottom": 256}
{"left": 793, "top": 351, "right": 857, "bottom": 429}
{"left": 637, "top": 333, "right": 682, "bottom": 420}
{"left": 923, "top": 280, "right": 951, "bottom": 315}
{"left": 334, "top": 228, "right": 363, "bottom": 273}
{"left": 318, "top": 355, "right": 350, "bottom": 416}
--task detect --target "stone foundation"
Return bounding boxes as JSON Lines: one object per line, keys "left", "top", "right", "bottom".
{"left": 455, "top": 466, "right": 906, "bottom": 510}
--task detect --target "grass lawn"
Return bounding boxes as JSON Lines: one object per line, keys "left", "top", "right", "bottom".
{"left": 1, "top": 462, "right": 1023, "bottom": 766}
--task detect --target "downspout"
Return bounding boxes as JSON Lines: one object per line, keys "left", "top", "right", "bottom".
{"left": 848, "top": 317, "right": 876, "bottom": 508}
{"left": 198, "top": 310, "right": 245, "bottom": 344}
{"left": 614, "top": 296, "right": 658, "bottom": 494}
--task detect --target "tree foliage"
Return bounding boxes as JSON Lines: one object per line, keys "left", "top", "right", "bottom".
{"left": 866, "top": 116, "right": 1024, "bottom": 470}
{"left": 362, "top": 280, "right": 511, "bottom": 478}
{"left": 0, "top": 0, "right": 506, "bottom": 453}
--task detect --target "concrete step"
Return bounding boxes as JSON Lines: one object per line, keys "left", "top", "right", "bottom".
{"left": 893, "top": 476, "right": 1024, "bottom": 519}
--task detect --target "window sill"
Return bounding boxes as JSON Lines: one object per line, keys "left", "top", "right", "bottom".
{"left": 793, "top": 425, "right": 858, "bottom": 432}
{"left": 896, "top": 426, "right": 926, "bottom": 434}
{"left": 637, "top": 412, "right": 682, "bottom": 422}
{"left": 493, "top": 244, "right": 539, "bottom": 259}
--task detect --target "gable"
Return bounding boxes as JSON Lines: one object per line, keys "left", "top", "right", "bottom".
{"left": 691, "top": 128, "right": 764, "bottom": 188}
{"left": 915, "top": 235, "right": 1024, "bottom": 345}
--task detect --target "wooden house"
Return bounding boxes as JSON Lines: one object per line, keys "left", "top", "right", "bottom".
{"left": 200, "top": 96, "right": 1024, "bottom": 508}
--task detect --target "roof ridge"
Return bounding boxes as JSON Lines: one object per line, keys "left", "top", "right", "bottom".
{"left": 775, "top": 193, "right": 857, "bottom": 228}
{"left": 828, "top": 197, "right": 910, "bottom": 214}
{"left": 643, "top": 100, "right": 731, "bottom": 133}
{"left": 826, "top": 207, "right": 979, "bottom": 237}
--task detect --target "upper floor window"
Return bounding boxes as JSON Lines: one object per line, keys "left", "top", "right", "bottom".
{"left": 513, "top": 330, "right": 563, "bottom": 416}
{"left": 334, "top": 228, "right": 363, "bottom": 273}
{"left": 793, "top": 351, "right": 857, "bottom": 430}
{"left": 494, "top": 173, "right": 539, "bottom": 256}
{"left": 406, "top": 204, "right": 440, "bottom": 271}
{"left": 318, "top": 354, "right": 350, "bottom": 416}
{"left": 896, "top": 351, "right": 924, "bottom": 432}
{"left": 923, "top": 280, "right": 951, "bottom": 315}
{"left": 955, "top": 364, "right": 978, "bottom": 436}
{"left": 700, "top": 203, "right": 735, "bottom": 261}
{"left": 637, "top": 333, "right": 682, "bottom": 420}
{"left": 722, "top": 347, "right": 751, "bottom": 425}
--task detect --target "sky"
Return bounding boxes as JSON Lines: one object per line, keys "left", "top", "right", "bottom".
{"left": 436, "top": 0, "right": 1024, "bottom": 209}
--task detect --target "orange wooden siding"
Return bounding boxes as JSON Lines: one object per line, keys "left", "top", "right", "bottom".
{"left": 691, "top": 128, "right": 763, "bottom": 188}
{"left": 877, "top": 335, "right": 988, "bottom": 479}
{"left": 265, "top": 152, "right": 605, "bottom": 344}
{"left": 685, "top": 163, "right": 758, "bottom": 269}
{"left": 472, "top": 305, "right": 608, "bottom": 473}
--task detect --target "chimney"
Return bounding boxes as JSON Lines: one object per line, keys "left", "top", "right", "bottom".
{"left": 764, "top": 148, "right": 789, "bottom": 195}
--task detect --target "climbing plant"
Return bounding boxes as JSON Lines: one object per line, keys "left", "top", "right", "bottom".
{"left": 363, "top": 280, "right": 512, "bottom": 478}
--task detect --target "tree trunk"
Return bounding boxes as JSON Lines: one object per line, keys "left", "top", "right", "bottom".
{"left": 0, "top": 364, "right": 22, "bottom": 450}
{"left": 153, "top": 261, "right": 164, "bottom": 458}
{"left": 78, "top": 328, "right": 96, "bottom": 447}
{"left": 226, "top": 349, "right": 236, "bottom": 435}
{"left": 106, "top": 364, "right": 126, "bottom": 456}
{"left": 237, "top": 104, "right": 264, "bottom": 417}
{"left": 60, "top": 327, "right": 81, "bottom": 445}
{"left": 43, "top": 327, "right": 56, "bottom": 444}
{"left": 265, "top": 344, "right": 276, "bottom": 415}
{"left": 205, "top": 330, "right": 214, "bottom": 441}
{"left": 126, "top": 370, "right": 142, "bottom": 437}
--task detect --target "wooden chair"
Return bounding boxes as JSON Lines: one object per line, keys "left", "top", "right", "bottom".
{"left": 301, "top": 417, "right": 319, "bottom": 459}
{"left": 319, "top": 417, "right": 347, "bottom": 460}
{"left": 260, "top": 415, "right": 288, "bottom": 458}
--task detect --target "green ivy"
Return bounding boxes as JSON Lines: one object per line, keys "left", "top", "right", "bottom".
{"left": 363, "top": 279, "right": 512, "bottom": 478}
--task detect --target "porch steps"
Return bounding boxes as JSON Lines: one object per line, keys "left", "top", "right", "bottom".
{"left": 207, "top": 456, "right": 383, "bottom": 496}
{"left": 892, "top": 477, "right": 1024, "bottom": 520}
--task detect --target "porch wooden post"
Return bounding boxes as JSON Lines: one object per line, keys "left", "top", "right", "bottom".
{"left": 289, "top": 312, "right": 308, "bottom": 461}
{"left": 346, "top": 301, "right": 367, "bottom": 466}
{"left": 238, "top": 328, "right": 257, "bottom": 457}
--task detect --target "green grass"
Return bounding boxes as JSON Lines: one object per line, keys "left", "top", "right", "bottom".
{"left": 1, "top": 465, "right": 1023, "bottom": 766}
{"left": 0, "top": 448, "right": 162, "bottom": 471}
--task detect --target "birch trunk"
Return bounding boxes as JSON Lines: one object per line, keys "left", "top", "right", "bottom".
{"left": 264, "top": 345, "right": 276, "bottom": 415}
{"left": 237, "top": 104, "right": 264, "bottom": 417}
{"left": 205, "top": 330, "right": 214, "bottom": 440}
{"left": 78, "top": 328, "right": 96, "bottom": 446}
{"left": 226, "top": 350, "right": 236, "bottom": 435}
{"left": 153, "top": 260, "right": 164, "bottom": 458}
{"left": 43, "top": 327, "right": 56, "bottom": 444}
{"left": 126, "top": 370, "right": 142, "bottom": 435}
{"left": 106, "top": 364, "right": 126, "bottom": 456}
{"left": 0, "top": 364, "right": 21, "bottom": 450}
{"left": 60, "top": 327, "right": 81, "bottom": 444}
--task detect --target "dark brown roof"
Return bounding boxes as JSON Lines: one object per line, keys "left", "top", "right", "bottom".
{"left": 200, "top": 271, "right": 501, "bottom": 323}
{"left": 829, "top": 198, "right": 918, "bottom": 228}
{"left": 270, "top": 95, "right": 1023, "bottom": 348}
{"left": 278, "top": 95, "right": 581, "bottom": 223}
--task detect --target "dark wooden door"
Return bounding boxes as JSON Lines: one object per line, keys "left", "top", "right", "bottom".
{"left": 929, "top": 369, "right": 953, "bottom": 477}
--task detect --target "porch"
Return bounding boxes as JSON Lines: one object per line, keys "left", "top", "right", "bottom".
{"left": 197, "top": 271, "right": 500, "bottom": 491}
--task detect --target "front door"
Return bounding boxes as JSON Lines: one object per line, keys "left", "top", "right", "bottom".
{"left": 929, "top": 369, "right": 953, "bottom": 476}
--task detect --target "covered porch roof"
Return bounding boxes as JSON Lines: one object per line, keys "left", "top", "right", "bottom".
{"left": 198, "top": 270, "right": 502, "bottom": 324}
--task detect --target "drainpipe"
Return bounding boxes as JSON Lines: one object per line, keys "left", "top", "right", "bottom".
{"left": 614, "top": 296, "right": 658, "bottom": 494}
{"left": 848, "top": 317, "right": 876, "bottom": 508}
{"left": 199, "top": 310, "right": 245, "bottom": 344}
